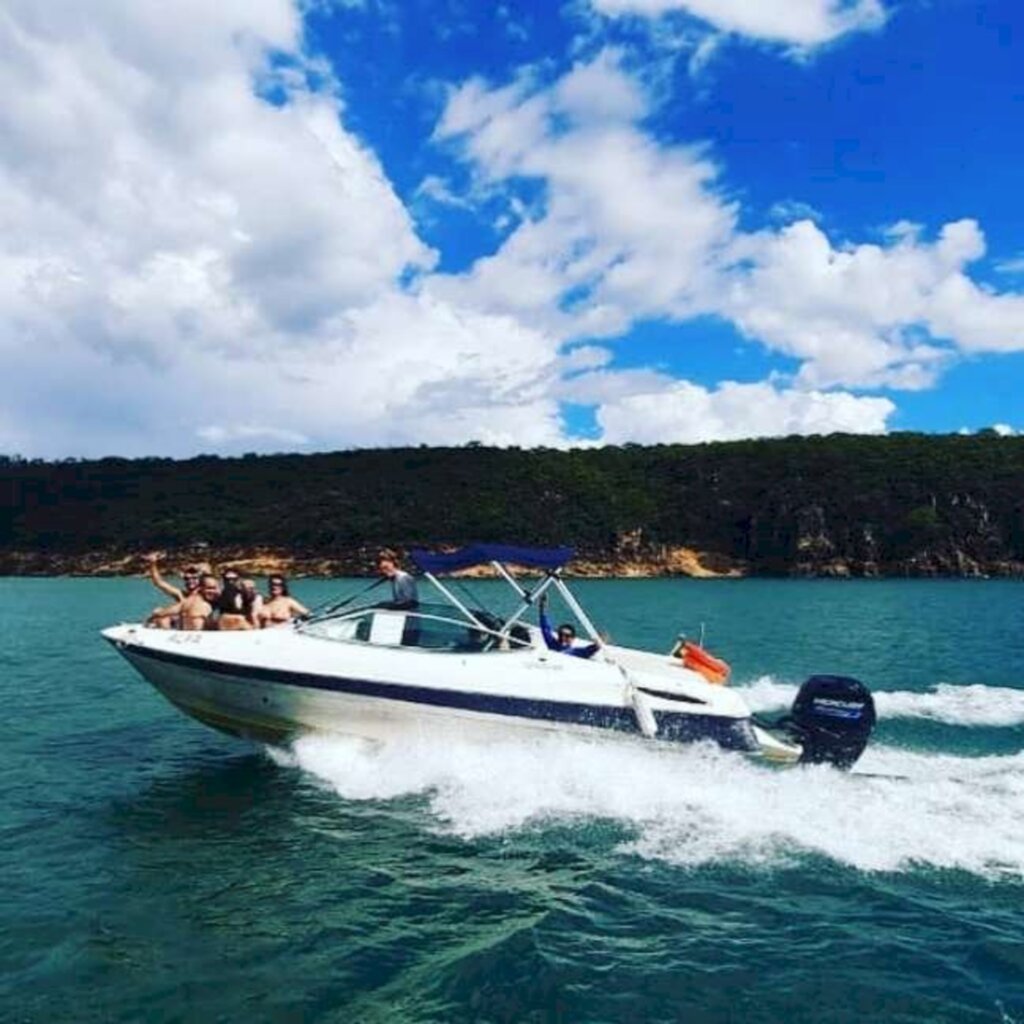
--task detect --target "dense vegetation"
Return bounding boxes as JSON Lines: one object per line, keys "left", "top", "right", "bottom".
{"left": 3, "top": 433, "right": 1024, "bottom": 575}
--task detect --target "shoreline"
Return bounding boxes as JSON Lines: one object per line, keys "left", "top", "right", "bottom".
{"left": 2, "top": 546, "right": 1023, "bottom": 579}
{"left": 0, "top": 545, "right": 744, "bottom": 580}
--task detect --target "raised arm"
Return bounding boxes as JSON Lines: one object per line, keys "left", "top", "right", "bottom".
{"left": 537, "top": 597, "right": 559, "bottom": 651}
{"left": 147, "top": 554, "right": 183, "bottom": 601}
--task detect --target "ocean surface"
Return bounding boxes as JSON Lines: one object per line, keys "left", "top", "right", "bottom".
{"left": 2, "top": 577, "right": 1024, "bottom": 1023}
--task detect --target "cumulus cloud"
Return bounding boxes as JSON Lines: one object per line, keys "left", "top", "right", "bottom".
{"left": 723, "top": 218, "right": 1024, "bottom": 387}
{"left": 586, "top": 375, "right": 895, "bottom": 444}
{"left": 0, "top": 0, "right": 580, "bottom": 456}
{"left": 432, "top": 49, "right": 738, "bottom": 339}
{"left": 590, "top": 0, "right": 887, "bottom": 48}
{"left": 4, "top": 0, "right": 1017, "bottom": 457}
{"left": 435, "top": 54, "right": 1024, "bottom": 405}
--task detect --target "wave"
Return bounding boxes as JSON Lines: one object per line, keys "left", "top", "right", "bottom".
{"left": 738, "top": 676, "right": 1024, "bottom": 727}
{"left": 277, "top": 729, "right": 1024, "bottom": 879}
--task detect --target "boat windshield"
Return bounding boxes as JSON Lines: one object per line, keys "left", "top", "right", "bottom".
{"left": 299, "top": 606, "right": 533, "bottom": 653}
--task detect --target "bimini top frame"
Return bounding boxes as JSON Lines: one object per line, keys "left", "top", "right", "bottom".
{"left": 408, "top": 544, "right": 602, "bottom": 645}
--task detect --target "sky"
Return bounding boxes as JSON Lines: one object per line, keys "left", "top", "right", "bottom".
{"left": 2, "top": 0, "right": 1023, "bottom": 458}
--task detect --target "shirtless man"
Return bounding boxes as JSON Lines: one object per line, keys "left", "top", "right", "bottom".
{"left": 145, "top": 554, "right": 200, "bottom": 629}
{"left": 179, "top": 574, "right": 220, "bottom": 631}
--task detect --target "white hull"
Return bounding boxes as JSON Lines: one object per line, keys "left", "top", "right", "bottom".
{"left": 103, "top": 622, "right": 796, "bottom": 761}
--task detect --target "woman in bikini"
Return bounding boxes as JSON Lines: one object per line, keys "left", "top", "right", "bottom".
{"left": 213, "top": 568, "right": 252, "bottom": 631}
{"left": 258, "top": 576, "right": 309, "bottom": 627}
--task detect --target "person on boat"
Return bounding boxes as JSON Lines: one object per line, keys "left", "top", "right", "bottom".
{"left": 178, "top": 573, "right": 220, "bottom": 631}
{"left": 537, "top": 596, "right": 600, "bottom": 659}
{"left": 238, "top": 578, "right": 264, "bottom": 628}
{"left": 258, "top": 575, "right": 309, "bottom": 627}
{"left": 499, "top": 624, "right": 533, "bottom": 650}
{"left": 377, "top": 549, "right": 419, "bottom": 609}
{"left": 145, "top": 554, "right": 200, "bottom": 629}
{"left": 213, "top": 567, "right": 251, "bottom": 630}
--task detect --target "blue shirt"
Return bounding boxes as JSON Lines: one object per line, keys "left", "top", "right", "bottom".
{"left": 538, "top": 609, "right": 599, "bottom": 659}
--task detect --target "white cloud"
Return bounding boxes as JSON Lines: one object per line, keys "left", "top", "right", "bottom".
{"left": 414, "top": 174, "right": 475, "bottom": 210}
{"left": 723, "top": 218, "right": 1024, "bottom": 387}
{"left": 995, "top": 255, "right": 1024, "bottom": 276}
{"left": 196, "top": 424, "right": 311, "bottom": 446}
{"left": 590, "top": 0, "right": 887, "bottom": 48}
{"left": 587, "top": 376, "right": 895, "bottom": 444}
{"left": 5, "top": 1, "right": 1021, "bottom": 458}
{"left": 433, "top": 54, "right": 1024, "bottom": 404}
{"left": 433, "top": 50, "right": 737, "bottom": 338}
{"left": 0, "top": 0, "right": 577, "bottom": 456}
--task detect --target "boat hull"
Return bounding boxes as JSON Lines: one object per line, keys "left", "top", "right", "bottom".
{"left": 105, "top": 626, "right": 769, "bottom": 755}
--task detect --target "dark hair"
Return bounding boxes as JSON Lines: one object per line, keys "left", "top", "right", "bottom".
{"left": 268, "top": 576, "right": 290, "bottom": 596}
{"left": 509, "top": 624, "right": 531, "bottom": 647}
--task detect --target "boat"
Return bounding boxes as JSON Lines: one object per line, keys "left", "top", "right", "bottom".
{"left": 102, "top": 544, "right": 876, "bottom": 768}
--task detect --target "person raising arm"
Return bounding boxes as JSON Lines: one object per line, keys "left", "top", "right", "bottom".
{"left": 145, "top": 554, "right": 199, "bottom": 629}
{"left": 537, "top": 595, "right": 600, "bottom": 659}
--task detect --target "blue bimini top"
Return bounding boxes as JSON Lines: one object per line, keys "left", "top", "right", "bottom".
{"left": 409, "top": 544, "right": 575, "bottom": 575}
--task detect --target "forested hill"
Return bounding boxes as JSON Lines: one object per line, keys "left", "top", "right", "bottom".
{"left": 3, "top": 433, "right": 1024, "bottom": 577}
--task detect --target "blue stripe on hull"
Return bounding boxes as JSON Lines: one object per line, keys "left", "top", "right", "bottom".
{"left": 113, "top": 641, "right": 760, "bottom": 753}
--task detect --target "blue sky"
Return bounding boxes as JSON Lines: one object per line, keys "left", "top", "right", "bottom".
{"left": 1, "top": 0, "right": 1023, "bottom": 457}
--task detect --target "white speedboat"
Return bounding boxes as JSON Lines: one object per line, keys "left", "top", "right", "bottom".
{"left": 102, "top": 544, "right": 875, "bottom": 768}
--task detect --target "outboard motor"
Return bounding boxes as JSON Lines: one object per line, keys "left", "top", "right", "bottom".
{"left": 777, "top": 675, "right": 876, "bottom": 770}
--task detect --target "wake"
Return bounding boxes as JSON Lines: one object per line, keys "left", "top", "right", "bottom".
{"left": 276, "top": 726, "right": 1024, "bottom": 880}
{"left": 739, "top": 676, "right": 1024, "bottom": 727}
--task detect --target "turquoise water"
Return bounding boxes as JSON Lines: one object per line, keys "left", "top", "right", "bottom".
{"left": 3, "top": 577, "right": 1024, "bottom": 1023}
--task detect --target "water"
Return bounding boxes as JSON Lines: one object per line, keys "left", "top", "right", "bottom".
{"left": 2, "top": 577, "right": 1024, "bottom": 1022}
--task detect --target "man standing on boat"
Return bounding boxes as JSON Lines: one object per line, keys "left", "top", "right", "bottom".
{"left": 537, "top": 596, "right": 600, "bottom": 659}
{"left": 377, "top": 550, "right": 419, "bottom": 609}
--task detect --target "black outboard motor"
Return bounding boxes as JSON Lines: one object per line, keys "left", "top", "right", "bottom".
{"left": 776, "top": 675, "right": 876, "bottom": 770}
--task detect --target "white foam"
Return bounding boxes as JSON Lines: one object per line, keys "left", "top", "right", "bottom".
{"left": 736, "top": 677, "right": 1024, "bottom": 727}
{"left": 874, "top": 683, "right": 1024, "bottom": 727}
{"left": 734, "top": 675, "right": 798, "bottom": 712}
{"left": 284, "top": 730, "right": 1024, "bottom": 879}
